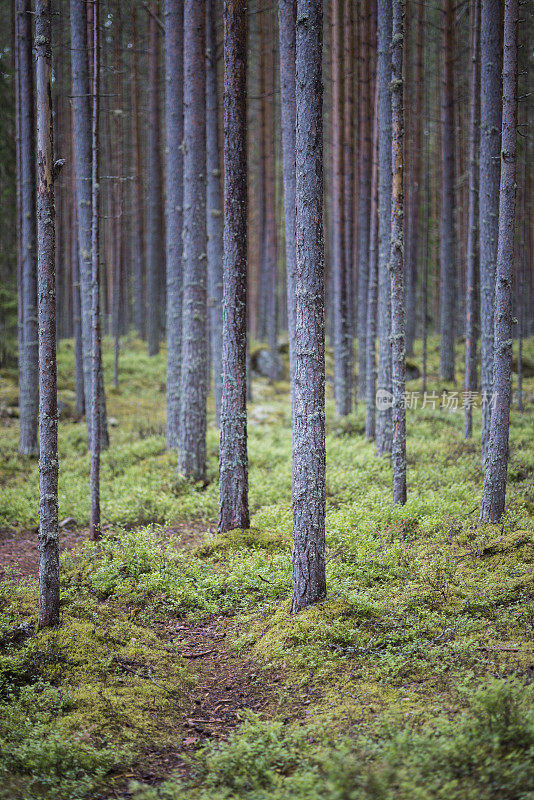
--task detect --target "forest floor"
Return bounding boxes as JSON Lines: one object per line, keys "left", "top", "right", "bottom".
{"left": 1, "top": 336, "right": 534, "bottom": 799}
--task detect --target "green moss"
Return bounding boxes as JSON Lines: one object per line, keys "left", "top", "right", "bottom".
{"left": 194, "top": 527, "right": 289, "bottom": 558}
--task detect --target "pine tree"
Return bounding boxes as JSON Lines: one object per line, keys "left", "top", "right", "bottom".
{"left": 291, "top": 0, "right": 326, "bottom": 613}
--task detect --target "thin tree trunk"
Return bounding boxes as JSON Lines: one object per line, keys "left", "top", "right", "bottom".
{"left": 479, "top": 0, "right": 502, "bottom": 458}
{"left": 131, "top": 7, "right": 146, "bottom": 340}
{"left": 36, "top": 0, "right": 59, "bottom": 628}
{"left": 278, "top": 0, "right": 296, "bottom": 417}
{"left": 165, "top": 0, "right": 183, "bottom": 449}
{"left": 343, "top": 0, "right": 354, "bottom": 390}
{"left": 206, "top": 0, "right": 224, "bottom": 425}
{"left": 90, "top": 0, "right": 101, "bottom": 540}
{"left": 439, "top": 0, "right": 456, "bottom": 382}
{"left": 390, "top": 0, "right": 406, "bottom": 505}
{"left": 375, "top": 0, "right": 393, "bottom": 455}
{"left": 179, "top": 0, "right": 207, "bottom": 481}
{"left": 464, "top": 0, "right": 480, "bottom": 440}
{"left": 17, "top": 0, "right": 38, "bottom": 456}
{"left": 146, "top": 0, "right": 165, "bottom": 356}
{"left": 479, "top": 0, "right": 518, "bottom": 523}
{"left": 219, "top": 0, "right": 249, "bottom": 532}
{"left": 71, "top": 143, "right": 85, "bottom": 416}
{"left": 112, "top": 0, "right": 122, "bottom": 388}
{"left": 291, "top": 0, "right": 326, "bottom": 613}
{"left": 365, "top": 79, "right": 379, "bottom": 440}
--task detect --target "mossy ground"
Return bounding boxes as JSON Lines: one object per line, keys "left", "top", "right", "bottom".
{"left": 0, "top": 334, "right": 533, "bottom": 799}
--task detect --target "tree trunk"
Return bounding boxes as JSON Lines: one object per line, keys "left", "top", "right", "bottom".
{"left": 390, "top": 0, "right": 406, "bottom": 505}
{"left": 131, "top": 7, "right": 146, "bottom": 340}
{"left": 479, "top": 0, "right": 502, "bottom": 457}
{"left": 111, "top": 0, "right": 122, "bottom": 388}
{"left": 479, "top": 0, "right": 518, "bottom": 523}
{"left": 375, "top": 0, "right": 393, "bottom": 455}
{"left": 164, "top": 0, "right": 183, "bottom": 449}
{"left": 464, "top": 0, "right": 480, "bottom": 440}
{"left": 278, "top": 0, "right": 296, "bottom": 417}
{"left": 343, "top": 0, "right": 354, "bottom": 393}
{"left": 90, "top": 0, "right": 101, "bottom": 540}
{"left": 365, "top": 79, "right": 379, "bottom": 440}
{"left": 206, "top": 0, "right": 224, "bottom": 426}
{"left": 291, "top": 0, "right": 326, "bottom": 613}
{"left": 439, "top": 0, "right": 456, "bottom": 382}
{"left": 71, "top": 144, "right": 85, "bottom": 417}
{"left": 179, "top": 0, "right": 207, "bottom": 481}
{"left": 219, "top": 0, "right": 249, "bottom": 532}
{"left": 36, "top": 0, "right": 59, "bottom": 628}
{"left": 17, "top": 0, "right": 38, "bottom": 456}
{"left": 146, "top": 0, "right": 165, "bottom": 357}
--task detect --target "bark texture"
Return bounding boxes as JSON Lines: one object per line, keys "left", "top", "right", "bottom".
{"left": 375, "top": 0, "right": 393, "bottom": 455}
{"left": 439, "top": 0, "right": 456, "bottom": 381}
{"left": 36, "top": 0, "right": 59, "bottom": 628}
{"left": 17, "top": 0, "right": 39, "bottom": 456}
{"left": 479, "top": 0, "right": 518, "bottom": 522}
{"left": 365, "top": 83, "right": 379, "bottom": 440}
{"left": 165, "top": 0, "right": 184, "bottom": 448}
{"left": 178, "top": 0, "right": 207, "bottom": 481}
{"left": 291, "top": 0, "right": 326, "bottom": 613}
{"left": 131, "top": 7, "right": 146, "bottom": 340}
{"left": 390, "top": 0, "right": 406, "bottom": 505}
{"left": 479, "top": 0, "right": 502, "bottom": 456}
{"left": 206, "top": 0, "right": 224, "bottom": 426}
{"left": 219, "top": 0, "right": 249, "bottom": 532}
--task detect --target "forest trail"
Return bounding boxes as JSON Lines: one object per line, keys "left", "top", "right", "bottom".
{"left": 0, "top": 524, "right": 289, "bottom": 795}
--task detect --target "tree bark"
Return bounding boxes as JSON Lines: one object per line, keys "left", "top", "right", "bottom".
{"left": 178, "top": 0, "right": 207, "bottom": 481}
{"left": 131, "top": 6, "right": 146, "bottom": 340}
{"left": 464, "top": 0, "right": 480, "bottom": 440}
{"left": 479, "top": 0, "right": 502, "bottom": 457}
{"left": 291, "top": 0, "right": 326, "bottom": 613}
{"left": 479, "top": 0, "right": 518, "bottom": 523}
{"left": 219, "top": 0, "right": 249, "bottom": 532}
{"left": 206, "top": 0, "right": 224, "bottom": 426}
{"left": 439, "top": 0, "right": 456, "bottom": 382}
{"left": 375, "top": 0, "right": 393, "bottom": 455}
{"left": 17, "top": 0, "right": 38, "bottom": 456}
{"left": 146, "top": 0, "right": 165, "bottom": 356}
{"left": 365, "top": 79, "right": 379, "bottom": 440}
{"left": 165, "top": 0, "right": 184, "bottom": 448}
{"left": 343, "top": 0, "right": 354, "bottom": 391}
{"left": 36, "top": 0, "right": 59, "bottom": 628}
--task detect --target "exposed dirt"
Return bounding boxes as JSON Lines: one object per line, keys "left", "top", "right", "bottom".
{"left": 0, "top": 525, "right": 86, "bottom": 581}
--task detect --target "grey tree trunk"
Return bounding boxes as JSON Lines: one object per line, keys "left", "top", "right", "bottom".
{"left": 479, "top": 0, "right": 501, "bottom": 457}
{"left": 479, "top": 0, "right": 518, "bottom": 523}
{"left": 178, "top": 0, "right": 207, "bottom": 481}
{"left": 375, "top": 0, "right": 393, "bottom": 456}
{"left": 219, "top": 0, "right": 249, "bottom": 532}
{"left": 464, "top": 0, "right": 480, "bottom": 440}
{"left": 90, "top": 0, "right": 101, "bottom": 540}
{"left": 291, "top": 0, "right": 326, "bottom": 613}
{"left": 343, "top": 0, "right": 354, "bottom": 389}
{"left": 206, "top": 0, "right": 224, "bottom": 426}
{"left": 365, "top": 83, "right": 379, "bottom": 440}
{"left": 17, "top": 0, "right": 38, "bottom": 457}
{"left": 165, "top": 0, "right": 184, "bottom": 449}
{"left": 439, "top": 0, "right": 456, "bottom": 381}
{"left": 146, "top": 1, "right": 165, "bottom": 357}
{"left": 131, "top": 7, "right": 146, "bottom": 340}
{"left": 70, "top": 115, "right": 85, "bottom": 418}
{"left": 390, "top": 0, "right": 406, "bottom": 505}
{"left": 331, "top": 0, "right": 351, "bottom": 416}
{"left": 70, "top": 0, "right": 108, "bottom": 449}
{"left": 36, "top": 0, "right": 59, "bottom": 628}
{"left": 278, "top": 0, "right": 297, "bottom": 417}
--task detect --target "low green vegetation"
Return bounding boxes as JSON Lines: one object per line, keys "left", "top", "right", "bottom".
{"left": 0, "top": 335, "right": 533, "bottom": 798}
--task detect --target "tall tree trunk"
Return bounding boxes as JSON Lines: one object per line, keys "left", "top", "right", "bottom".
{"left": 390, "top": 0, "right": 406, "bottom": 505}
{"left": 479, "top": 0, "right": 518, "bottom": 523}
{"left": 17, "top": 0, "right": 38, "bottom": 456}
{"left": 146, "top": 1, "right": 165, "bottom": 356}
{"left": 70, "top": 0, "right": 108, "bottom": 449}
{"left": 343, "top": 0, "right": 354, "bottom": 393}
{"left": 131, "top": 7, "right": 146, "bottom": 340}
{"left": 206, "top": 0, "right": 224, "bottom": 425}
{"left": 90, "top": 0, "right": 101, "bottom": 540}
{"left": 179, "top": 0, "right": 207, "bottom": 481}
{"left": 479, "top": 0, "right": 501, "bottom": 457}
{"left": 278, "top": 0, "right": 296, "bottom": 417}
{"left": 365, "top": 79, "right": 379, "bottom": 440}
{"left": 71, "top": 141, "right": 85, "bottom": 416}
{"left": 165, "top": 0, "right": 183, "bottom": 449}
{"left": 112, "top": 0, "right": 122, "bottom": 388}
{"left": 439, "top": 0, "right": 456, "bottom": 382}
{"left": 375, "top": 0, "right": 393, "bottom": 455}
{"left": 464, "top": 0, "right": 480, "bottom": 440}
{"left": 332, "top": 0, "right": 351, "bottom": 416}
{"left": 219, "top": 0, "right": 249, "bottom": 532}
{"left": 36, "top": 0, "right": 59, "bottom": 628}
{"left": 291, "top": 0, "right": 326, "bottom": 613}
